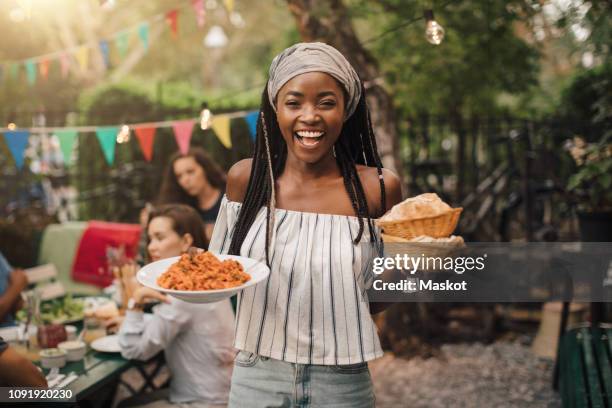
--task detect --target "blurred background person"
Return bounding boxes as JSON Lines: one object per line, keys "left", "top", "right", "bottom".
{"left": 0, "top": 251, "right": 27, "bottom": 327}
{"left": 157, "top": 148, "right": 226, "bottom": 244}
{"left": 115, "top": 204, "right": 234, "bottom": 408}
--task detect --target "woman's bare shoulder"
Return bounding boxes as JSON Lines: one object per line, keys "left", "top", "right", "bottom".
{"left": 226, "top": 158, "right": 253, "bottom": 203}
{"left": 356, "top": 165, "right": 403, "bottom": 214}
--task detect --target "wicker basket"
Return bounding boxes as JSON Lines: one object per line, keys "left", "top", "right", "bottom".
{"left": 380, "top": 234, "right": 465, "bottom": 270}
{"left": 376, "top": 208, "right": 463, "bottom": 240}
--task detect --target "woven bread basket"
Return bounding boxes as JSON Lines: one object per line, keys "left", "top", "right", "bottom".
{"left": 376, "top": 208, "right": 462, "bottom": 240}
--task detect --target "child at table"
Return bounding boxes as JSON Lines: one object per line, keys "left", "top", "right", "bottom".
{"left": 117, "top": 204, "right": 234, "bottom": 408}
{"left": 208, "top": 42, "right": 402, "bottom": 407}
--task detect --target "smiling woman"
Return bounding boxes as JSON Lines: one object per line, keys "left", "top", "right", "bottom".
{"left": 207, "top": 42, "right": 403, "bottom": 408}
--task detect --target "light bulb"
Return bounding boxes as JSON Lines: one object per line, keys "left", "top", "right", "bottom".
{"left": 116, "top": 125, "right": 131, "bottom": 143}
{"left": 7, "top": 123, "right": 17, "bottom": 130}
{"left": 200, "top": 108, "right": 213, "bottom": 130}
{"left": 424, "top": 9, "right": 445, "bottom": 45}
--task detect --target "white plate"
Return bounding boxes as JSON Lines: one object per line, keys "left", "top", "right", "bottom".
{"left": 137, "top": 252, "right": 270, "bottom": 304}
{"left": 91, "top": 335, "right": 120, "bottom": 353}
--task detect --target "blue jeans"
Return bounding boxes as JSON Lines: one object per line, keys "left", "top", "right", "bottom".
{"left": 228, "top": 351, "right": 375, "bottom": 408}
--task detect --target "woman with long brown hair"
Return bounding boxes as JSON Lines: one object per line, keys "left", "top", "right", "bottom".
{"left": 158, "top": 147, "right": 226, "bottom": 242}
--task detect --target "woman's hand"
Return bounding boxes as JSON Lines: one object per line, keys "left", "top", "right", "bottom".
{"left": 103, "top": 315, "right": 125, "bottom": 333}
{"left": 132, "top": 287, "right": 170, "bottom": 305}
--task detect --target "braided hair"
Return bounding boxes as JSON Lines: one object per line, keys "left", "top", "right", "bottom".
{"left": 228, "top": 83, "right": 386, "bottom": 265}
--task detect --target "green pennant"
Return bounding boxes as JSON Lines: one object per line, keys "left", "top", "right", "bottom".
{"left": 55, "top": 130, "right": 78, "bottom": 166}
{"left": 95, "top": 127, "right": 118, "bottom": 165}
{"left": 25, "top": 60, "right": 36, "bottom": 85}
{"left": 115, "top": 31, "right": 130, "bottom": 58}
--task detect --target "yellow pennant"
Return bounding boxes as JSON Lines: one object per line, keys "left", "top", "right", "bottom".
{"left": 75, "top": 46, "right": 89, "bottom": 72}
{"left": 223, "top": 0, "right": 234, "bottom": 14}
{"left": 211, "top": 115, "right": 231, "bottom": 149}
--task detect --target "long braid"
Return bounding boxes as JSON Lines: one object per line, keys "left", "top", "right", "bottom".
{"left": 261, "top": 112, "right": 276, "bottom": 266}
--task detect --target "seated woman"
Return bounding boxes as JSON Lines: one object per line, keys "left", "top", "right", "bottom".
{"left": 0, "top": 251, "right": 27, "bottom": 327}
{"left": 117, "top": 204, "right": 235, "bottom": 408}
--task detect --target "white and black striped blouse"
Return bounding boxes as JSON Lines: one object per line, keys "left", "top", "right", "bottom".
{"left": 208, "top": 196, "right": 383, "bottom": 365}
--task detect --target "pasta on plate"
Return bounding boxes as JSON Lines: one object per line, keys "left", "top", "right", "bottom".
{"left": 156, "top": 251, "right": 250, "bottom": 291}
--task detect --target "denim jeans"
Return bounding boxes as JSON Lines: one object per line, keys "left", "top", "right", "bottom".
{"left": 228, "top": 351, "right": 375, "bottom": 408}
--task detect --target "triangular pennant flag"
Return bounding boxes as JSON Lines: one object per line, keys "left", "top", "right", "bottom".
{"left": 95, "top": 127, "right": 118, "bottom": 165}
{"left": 223, "top": 0, "right": 234, "bottom": 14}
{"left": 166, "top": 10, "right": 179, "bottom": 39}
{"left": 192, "top": 0, "right": 205, "bottom": 28}
{"left": 115, "top": 31, "right": 129, "bottom": 58}
{"left": 211, "top": 115, "right": 232, "bottom": 149}
{"left": 245, "top": 111, "right": 258, "bottom": 141}
{"left": 99, "top": 40, "right": 110, "bottom": 69}
{"left": 60, "top": 52, "right": 70, "bottom": 78}
{"left": 25, "top": 60, "right": 36, "bottom": 85}
{"left": 3, "top": 130, "right": 30, "bottom": 169}
{"left": 55, "top": 130, "right": 78, "bottom": 165}
{"left": 172, "top": 120, "right": 195, "bottom": 154}
{"left": 39, "top": 59, "right": 50, "bottom": 80}
{"left": 138, "top": 23, "right": 149, "bottom": 51}
{"left": 76, "top": 46, "right": 89, "bottom": 72}
{"left": 133, "top": 126, "right": 156, "bottom": 162}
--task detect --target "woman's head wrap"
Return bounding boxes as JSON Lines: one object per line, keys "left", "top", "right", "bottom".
{"left": 267, "top": 42, "right": 362, "bottom": 119}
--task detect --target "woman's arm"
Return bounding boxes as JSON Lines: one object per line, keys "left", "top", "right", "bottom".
{"left": 118, "top": 290, "right": 189, "bottom": 361}
{"left": 369, "top": 168, "right": 403, "bottom": 315}
{"left": 0, "top": 346, "right": 47, "bottom": 387}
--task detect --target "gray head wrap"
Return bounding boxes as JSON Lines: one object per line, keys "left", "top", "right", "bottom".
{"left": 267, "top": 42, "right": 362, "bottom": 119}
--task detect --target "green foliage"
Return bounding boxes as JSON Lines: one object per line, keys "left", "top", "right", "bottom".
{"left": 363, "top": 0, "right": 540, "bottom": 116}
{"left": 566, "top": 139, "right": 612, "bottom": 212}
{"left": 559, "top": 64, "right": 612, "bottom": 141}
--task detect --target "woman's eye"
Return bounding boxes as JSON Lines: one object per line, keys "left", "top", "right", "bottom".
{"left": 320, "top": 100, "right": 336, "bottom": 107}
{"left": 285, "top": 100, "right": 299, "bottom": 107}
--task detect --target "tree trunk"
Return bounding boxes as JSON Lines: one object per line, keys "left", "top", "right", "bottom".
{"left": 285, "top": 0, "right": 403, "bottom": 180}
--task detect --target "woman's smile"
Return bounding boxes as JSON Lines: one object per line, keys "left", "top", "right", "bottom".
{"left": 294, "top": 129, "right": 325, "bottom": 148}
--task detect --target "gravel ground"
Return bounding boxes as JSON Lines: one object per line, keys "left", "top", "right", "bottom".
{"left": 370, "top": 341, "right": 562, "bottom": 408}
{"left": 113, "top": 341, "right": 561, "bottom": 408}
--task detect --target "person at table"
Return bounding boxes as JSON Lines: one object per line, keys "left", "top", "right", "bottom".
{"left": 117, "top": 204, "right": 234, "bottom": 408}
{"left": 157, "top": 147, "right": 226, "bottom": 244}
{"left": 0, "top": 336, "right": 47, "bottom": 387}
{"left": 0, "top": 251, "right": 27, "bottom": 327}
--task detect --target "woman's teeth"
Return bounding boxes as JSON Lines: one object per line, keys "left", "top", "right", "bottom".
{"left": 295, "top": 131, "right": 324, "bottom": 147}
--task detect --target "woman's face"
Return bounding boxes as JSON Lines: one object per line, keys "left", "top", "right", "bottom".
{"left": 173, "top": 156, "right": 208, "bottom": 197}
{"left": 147, "top": 216, "right": 192, "bottom": 261}
{"left": 276, "top": 72, "right": 345, "bottom": 164}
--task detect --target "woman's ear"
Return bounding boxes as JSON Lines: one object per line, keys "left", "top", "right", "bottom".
{"left": 180, "top": 233, "right": 194, "bottom": 252}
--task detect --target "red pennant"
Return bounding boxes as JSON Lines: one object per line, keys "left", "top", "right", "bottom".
{"left": 60, "top": 53, "right": 70, "bottom": 78}
{"left": 133, "top": 126, "right": 156, "bottom": 162}
{"left": 192, "top": 0, "right": 205, "bottom": 28}
{"left": 39, "top": 59, "right": 50, "bottom": 80}
{"left": 172, "top": 120, "right": 195, "bottom": 154}
{"left": 166, "top": 10, "right": 179, "bottom": 39}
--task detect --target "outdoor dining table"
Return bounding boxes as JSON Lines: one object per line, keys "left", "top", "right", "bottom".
{"left": 35, "top": 347, "right": 166, "bottom": 406}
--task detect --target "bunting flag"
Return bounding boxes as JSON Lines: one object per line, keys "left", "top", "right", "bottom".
{"left": 192, "top": 0, "right": 205, "bottom": 28}
{"left": 115, "top": 31, "right": 129, "bottom": 58}
{"left": 55, "top": 129, "right": 78, "bottom": 165}
{"left": 244, "top": 111, "right": 258, "bottom": 141}
{"left": 95, "top": 127, "right": 118, "bottom": 165}
{"left": 76, "top": 46, "right": 89, "bottom": 72}
{"left": 60, "top": 52, "right": 70, "bottom": 78}
{"left": 223, "top": 0, "right": 234, "bottom": 14}
{"left": 212, "top": 116, "right": 232, "bottom": 149}
{"left": 99, "top": 40, "right": 110, "bottom": 69}
{"left": 166, "top": 10, "right": 179, "bottom": 39}
{"left": 133, "top": 126, "right": 156, "bottom": 162}
{"left": 25, "top": 60, "right": 36, "bottom": 85}
{"left": 138, "top": 23, "right": 150, "bottom": 51}
{"left": 39, "top": 59, "right": 50, "bottom": 80}
{"left": 172, "top": 120, "right": 195, "bottom": 154}
{"left": 3, "top": 130, "right": 30, "bottom": 169}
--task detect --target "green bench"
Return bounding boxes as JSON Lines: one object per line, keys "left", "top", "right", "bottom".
{"left": 559, "top": 324, "right": 612, "bottom": 407}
